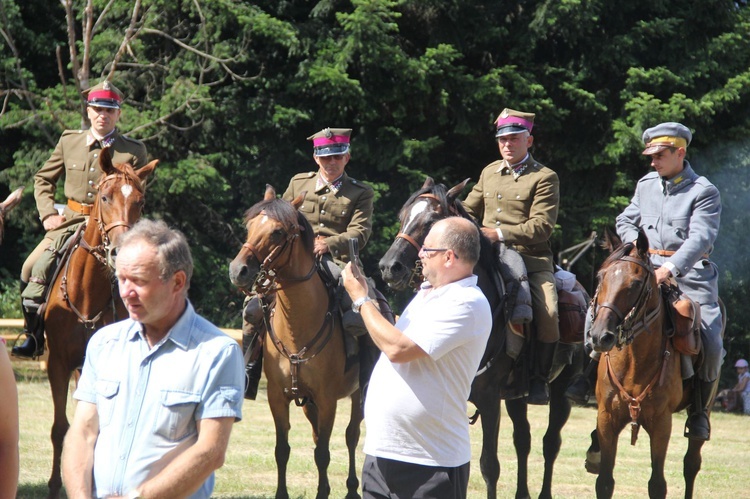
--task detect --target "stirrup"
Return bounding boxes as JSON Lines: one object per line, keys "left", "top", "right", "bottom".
{"left": 11, "top": 332, "right": 44, "bottom": 359}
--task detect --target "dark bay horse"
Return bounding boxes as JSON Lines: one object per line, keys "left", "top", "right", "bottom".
{"left": 45, "top": 149, "right": 157, "bottom": 498}
{"left": 0, "top": 187, "right": 23, "bottom": 246}
{"left": 228, "top": 186, "right": 362, "bottom": 499}
{"left": 379, "top": 177, "right": 583, "bottom": 499}
{"left": 587, "top": 229, "right": 706, "bottom": 498}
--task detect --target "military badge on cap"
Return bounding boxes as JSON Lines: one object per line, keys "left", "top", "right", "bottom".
{"left": 641, "top": 122, "right": 692, "bottom": 155}
{"left": 495, "top": 108, "right": 535, "bottom": 137}
{"left": 308, "top": 127, "right": 352, "bottom": 157}
{"left": 84, "top": 80, "right": 124, "bottom": 109}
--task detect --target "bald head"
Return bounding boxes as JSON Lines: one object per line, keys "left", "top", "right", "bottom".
{"left": 431, "top": 217, "right": 481, "bottom": 267}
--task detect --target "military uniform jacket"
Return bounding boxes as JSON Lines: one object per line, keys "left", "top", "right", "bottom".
{"left": 463, "top": 154, "right": 560, "bottom": 273}
{"left": 282, "top": 171, "right": 374, "bottom": 263}
{"left": 616, "top": 161, "right": 721, "bottom": 304}
{"left": 34, "top": 128, "right": 148, "bottom": 232}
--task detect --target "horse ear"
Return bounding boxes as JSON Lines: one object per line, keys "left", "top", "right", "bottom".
{"left": 136, "top": 160, "right": 158, "bottom": 183}
{"left": 601, "top": 226, "right": 622, "bottom": 253}
{"left": 99, "top": 147, "right": 116, "bottom": 175}
{"left": 635, "top": 228, "right": 649, "bottom": 256}
{"left": 447, "top": 178, "right": 471, "bottom": 202}
{"left": 291, "top": 191, "right": 306, "bottom": 209}
{"left": 421, "top": 177, "right": 435, "bottom": 189}
{"left": 264, "top": 184, "right": 276, "bottom": 201}
{"left": 1, "top": 187, "right": 23, "bottom": 212}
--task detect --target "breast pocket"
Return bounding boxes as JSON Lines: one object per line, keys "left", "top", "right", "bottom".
{"left": 154, "top": 390, "right": 201, "bottom": 442}
{"left": 95, "top": 380, "right": 120, "bottom": 428}
{"left": 671, "top": 217, "right": 689, "bottom": 241}
{"left": 64, "top": 155, "right": 88, "bottom": 189}
{"left": 329, "top": 200, "right": 352, "bottom": 222}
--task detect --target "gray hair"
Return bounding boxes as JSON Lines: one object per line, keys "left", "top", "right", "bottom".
{"left": 434, "top": 216, "right": 480, "bottom": 266}
{"left": 117, "top": 219, "right": 193, "bottom": 288}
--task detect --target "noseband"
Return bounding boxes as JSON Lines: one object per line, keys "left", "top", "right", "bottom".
{"left": 592, "top": 254, "right": 662, "bottom": 347}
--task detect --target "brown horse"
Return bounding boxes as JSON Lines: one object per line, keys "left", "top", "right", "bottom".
{"left": 588, "top": 229, "right": 704, "bottom": 498}
{"left": 0, "top": 187, "right": 23, "bottom": 246}
{"left": 379, "top": 177, "right": 584, "bottom": 499}
{"left": 228, "top": 186, "right": 362, "bottom": 499}
{"left": 44, "top": 149, "right": 157, "bottom": 498}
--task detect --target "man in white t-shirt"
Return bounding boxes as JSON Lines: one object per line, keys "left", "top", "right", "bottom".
{"left": 342, "top": 216, "right": 492, "bottom": 498}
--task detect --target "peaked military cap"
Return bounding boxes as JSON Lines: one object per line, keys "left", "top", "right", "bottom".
{"left": 308, "top": 127, "right": 352, "bottom": 156}
{"left": 642, "top": 122, "right": 692, "bottom": 155}
{"left": 83, "top": 80, "right": 124, "bottom": 109}
{"left": 495, "top": 108, "right": 535, "bottom": 137}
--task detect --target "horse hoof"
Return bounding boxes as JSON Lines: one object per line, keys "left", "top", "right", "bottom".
{"left": 585, "top": 449, "right": 601, "bottom": 475}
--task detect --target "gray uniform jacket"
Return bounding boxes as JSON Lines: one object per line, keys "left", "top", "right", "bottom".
{"left": 616, "top": 161, "right": 721, "bottom": 304}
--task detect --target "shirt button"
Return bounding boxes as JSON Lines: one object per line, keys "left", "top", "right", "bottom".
{"left": 321, "top": 210, "right": 326, "bottom": 215}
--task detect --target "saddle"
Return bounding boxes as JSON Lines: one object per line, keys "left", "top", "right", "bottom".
{"left": 662, "top": 282, "right": 702, "bottom": 356}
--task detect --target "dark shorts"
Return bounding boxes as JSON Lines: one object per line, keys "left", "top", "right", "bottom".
{"left": 361, "top": 454, "right": 470, "bottom": 499}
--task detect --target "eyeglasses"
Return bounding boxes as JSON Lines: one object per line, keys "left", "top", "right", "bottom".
{"left": 419, "top": 246, "right": 455, "bottom": 259}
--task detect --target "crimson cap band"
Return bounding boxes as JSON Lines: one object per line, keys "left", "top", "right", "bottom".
{"left": 84, "top": 80, "right": 123, "bottom": 109}
{"left": 495, "top": 108, "right": 535, "bottom": 137}
{"left": 308, "top": 127, "right": 352, "bottom": 156}
{"left": 641, "top": 122, "right": 692, "bottom": 155}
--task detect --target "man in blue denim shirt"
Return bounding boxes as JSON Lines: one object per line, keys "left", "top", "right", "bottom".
{"left": 61, "top": 220, "right": 244, "bottom": 499}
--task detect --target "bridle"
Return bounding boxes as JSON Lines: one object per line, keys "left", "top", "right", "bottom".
{"left": 395, "top": 192, "right": 459, "bottom": 290}
{"left": 591, "top": 253, "right": 662, "bottom": 348}
{"left": 240, "top": 214, "right": 316, "bottom": 296}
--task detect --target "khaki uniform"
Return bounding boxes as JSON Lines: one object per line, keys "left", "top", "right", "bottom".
{"left": 23, "top": 129, "right": 147, "bottom": 281}
{"left": 463, "top": 154, "right": 560, "bottom": 342}
{"left": 282, "top": 171, "right": 374, "bottom": 265}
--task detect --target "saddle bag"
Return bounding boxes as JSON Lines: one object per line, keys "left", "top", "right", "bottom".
{"left": 557, "top": 288, "right": 587, "bottom": 344}
{"left": 664, "top": 284, "right": 702, "bottom": 356}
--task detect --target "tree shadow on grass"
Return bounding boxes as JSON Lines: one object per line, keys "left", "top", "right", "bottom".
{"left": 16, "top": 482, "right": 66, "bottom": 499}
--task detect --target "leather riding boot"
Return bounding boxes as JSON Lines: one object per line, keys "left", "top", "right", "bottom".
{"left": 565, "top": 357, "right": 599, "bottom": 406}
{"left": 12, "top": 282, "right": 45, "bottom": 359}
{"left": 242, "top": 325, "right": 264, "bottom": 400}
{"left": 684, "top": 379, "right": 718, "bottom": 441}
{"left": 527, "top": 341, "right": 557, "bottom": 405}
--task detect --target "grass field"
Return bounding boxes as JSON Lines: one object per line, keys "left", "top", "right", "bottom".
{"left": 10, "top": 351, "right": 750, "bottom": 498}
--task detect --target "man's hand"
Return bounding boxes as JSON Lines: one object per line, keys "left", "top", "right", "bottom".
{"left": 655, "top": 266, "right": 672, "bottom": 284}
{"left": 342, "top": 262, "right": 368, "bottom": 302}
{"left": 313, "top": 236, "right": 330, "bottom": 257}
{"left": 43, "top": 214, "right": 66, "bottom": 231}
{"left": 480, "top": 227, "right": 500, "bottom": 243}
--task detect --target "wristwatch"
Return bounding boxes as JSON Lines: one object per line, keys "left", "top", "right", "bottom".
{"left": 351, "top": 296, "right": 372, "bottom": 314}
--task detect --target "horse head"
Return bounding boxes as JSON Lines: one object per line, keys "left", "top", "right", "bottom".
{"left": 589, "top": 228, "right": 658, "bottom": 352}
{"left": 229, "top": 185, "right": 313, "bottom": 294}
{"left": 378, "top": 176, "right": 470, "bottom": 290}
{"left": 0, "top": 187, "right": 23, "bottom": 246}
{"left": 93, "top": 148, "right": 157, "bottom": 266}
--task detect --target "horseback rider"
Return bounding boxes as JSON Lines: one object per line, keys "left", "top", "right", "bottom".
{"left": 12, "top": 80, "right": 148, "bottom": 359}
{"left": 569, "top": 122, "right": 723, "bottom": 441}
{"left": 241, "top": 127, "right": 377, "bottom": 400}
{"left": 463, "top": 108, "right": 561, "bottom": 405}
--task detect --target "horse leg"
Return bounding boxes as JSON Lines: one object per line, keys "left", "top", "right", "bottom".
{"left": 505, "top": 398, "right": 531, "bottom": 499}
{"left": 683, "top": 437, "right": 704, "bottom": 498}
{"left": 594, "top": 413, "right": 619, "bottom": 499}
{"left": 646, "top": 420, "right": 670, "bottom": 499}
{"left": 304, "top": 400, "right": 335, "bottom": 499}
{"left": 539, "top": 374, "right": 573, "bottom": 499}
{"left": 268, "top": 391, "right": 292, "bottom": 499}
{"left": 46, "top": 354, "right": 73, "bottom": 499}
{"left": 469, "top": 392, "right": 501, "bottom": 499}
{"left": 344, "top": 391, "right": 363, "bottom": 499}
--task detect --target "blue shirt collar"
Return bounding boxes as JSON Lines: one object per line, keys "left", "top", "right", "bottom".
{"left": 127, "top": 299, "right": 195, "bottom": 351}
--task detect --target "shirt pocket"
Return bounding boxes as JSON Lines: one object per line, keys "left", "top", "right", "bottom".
{"left": 640, "top": 215, "right": 659, "bottom": 231}
{"left": 671, "top": 217, "right": 689, "bottom": 241}
{"left": 64, "top": 155, "right": 88, "bottom": 187}
{"left": 95, "top": 380, "right": 120, "bottom": 428}
{"left": 154, "top": 390, "right": 201, "bottom": 442}
{"left": 329, "top": 199, "right": 352, "bottom": 223}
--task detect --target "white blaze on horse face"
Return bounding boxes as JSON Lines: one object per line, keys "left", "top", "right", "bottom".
{"left": 402, "top": 200, "right": 429, "bottom": 234}
{"left": 261, "top": 215, "right": 269, "bottom": 224}
{"left": 614, "top": 268, "right": 622, "bottom": 277}
{"left": 120, "top": 184, "right": 134, "bottom": 199}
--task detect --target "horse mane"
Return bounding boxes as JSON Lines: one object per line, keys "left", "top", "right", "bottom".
{"left": 100, "top": 160, "right": 144, "bottom": 189}
{"left": 402, "top": 181, "right": 499, "bottom": 273}
{"left": 598, "top": 241, "right": 635, "bottom": 279}
{"left": 244, "top": 198, "right": 315, "bottom": 253}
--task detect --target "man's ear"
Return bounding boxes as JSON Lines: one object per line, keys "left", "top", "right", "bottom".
{"left": 173, "top": 270, "right": 188, "bottom": 292}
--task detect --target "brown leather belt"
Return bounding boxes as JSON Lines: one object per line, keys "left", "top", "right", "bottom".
{"left": 649, "top": 248, "right": 709, "bottom": 259}
{"left": 67, "top": 199, "right": 93, "bottom": 215}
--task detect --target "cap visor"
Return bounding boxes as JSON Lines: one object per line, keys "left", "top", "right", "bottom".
{"left": 314, "top": 144, "right": 349, "bottom": 156}
{"left": 641, "top": 144, "right": 668, "bottom": 155}
{"left": 495, "top": 125, "right": 528, "bottom": 138}
{"left": 88, "top": 100, "right": 121, "bottom": 109}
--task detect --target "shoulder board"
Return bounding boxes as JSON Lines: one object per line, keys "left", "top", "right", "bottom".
{"left": 694, "top": 176, "right": 715, "bottom": 188}
{"left": 120, "top": 134, "right": 145, "bottom": 146}
{"left": 346, "top": 177, "right": 372, "bottom": 190}
{"left": 638, "top": 172, "right": 660, "bottom": 183}
{"left": 61, "top": 129, "right": 85, "bottom": 137}
{"left": 291, "top": 172, "right": 316, "bottom": 180}
{"left": 486, "top": 159, "right": 504, "bottom": 170}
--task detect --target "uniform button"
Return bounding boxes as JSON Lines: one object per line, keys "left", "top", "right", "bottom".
{"left": 320, "top": 223, "right": 325, "bottom": 227}
{"left": 516, "top": 195, "right": 521, "bottom": 199}
{"left": 72, "top": 164, "right": 77, "bottom": 168}
{"left": 93, "top": 153, "right": 98, "bottom": 158}
{"left": 321, "top": 196, "right": 327, "bottom": 201}
{"left": 485, "top": 192, "right": 490, "bottom": 196}
{"left": 341, "top": 211, "right": 346, "bottom": 215}
{"left": 325, "top": 189, "right": 330, "bottom": 193}
{"left": 320, "top": 210, "right": 326, "bottom": 215}
{"left": 88, "top": 180, "right": 94, "bottom": 186}
{"left": 89, "top": 167, "right": 96, "bottom": 172}
{"left": 87, "top": 193, "right": 94, "bottom": 198}
{"left": 495, "top": 221, "right": 501, "bottom": 226}
{"left": 497, "top": 194, "right": 502, "bottom": 199}
{"left": 496, "top": 208, "right": 501, "bottom": 212}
